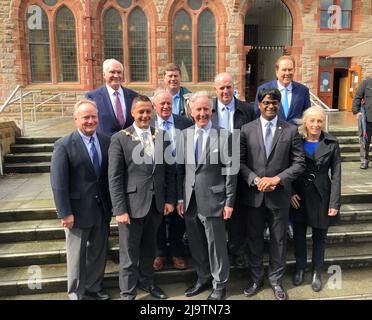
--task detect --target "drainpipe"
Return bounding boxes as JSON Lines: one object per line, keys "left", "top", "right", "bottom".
{"left": 85, "top": 0, "right": 94, "bottom": 90}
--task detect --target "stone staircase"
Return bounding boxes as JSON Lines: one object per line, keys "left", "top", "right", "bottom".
{"left": 1, "top": 195, "right": 372, "bottom": 298}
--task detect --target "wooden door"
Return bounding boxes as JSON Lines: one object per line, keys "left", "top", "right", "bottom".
{"left": 346, "top": 65, "right": 362, "bottom": 111}
{"left": 318, "top": 66, "right": 334, "bottom": 108}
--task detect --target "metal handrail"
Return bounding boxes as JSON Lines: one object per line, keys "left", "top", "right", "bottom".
{"left": 30, "top": 93, "right": 66, "bottom": 122}
{"left": 309, "top": 91, "right": 336, "bottom": 111}
{"left": 0, "top": 84, "right": 21, "bottom": 113}
{"left": 8, "top": 90, "right": 41, "bottom": 106}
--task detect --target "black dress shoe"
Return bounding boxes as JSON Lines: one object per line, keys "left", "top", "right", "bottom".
{"left": 293, "top": 269, "right": 305, "bottom": 286}
{"left": 140, "top": 284, "right": 167, "bottom": 299}
{"left": 185, "top": 281, "right": 212, "bottom": 297}
{"left": 360, "top": 163, "right": 369, "bottom": 169}
{"left": 84, "top": 290, "right": 110, "bottom": 300}
{"left": 271, "top": 285, "right": 288, "bottom": 300}
{"left": 312, "top": 270, "right": 322, "bottom": 292}
{"left": 243, "top": 282, "right": 263, "bottom": 297}
{"left": 207, "top": 288, "right": 226, "bottom": 300}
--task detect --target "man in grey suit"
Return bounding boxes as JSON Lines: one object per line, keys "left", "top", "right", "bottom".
{"left": 212, "top": 72, "right": 256, "bottom": 268}
{"left": 177, "top": 91, "right": 238, "bottom": 300}
{"left": 240, "top": 88, "right": 305, "bottom": 300}
{"left": 151, "top": 88, "right": 193, "bottom": 271}
{"left": 108, "top": 95, "right": 176, "bottom": 300}
{"left": 50, "top": 99, "right": 112, "bottom": 300}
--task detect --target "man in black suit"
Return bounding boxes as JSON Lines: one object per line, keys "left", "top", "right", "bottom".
{"left": 50, "top": 99, "right": 112, "bottom": 300}
{"left": 212, "top": 72, "right": 256, "bottom": 268}
{"left": 352, "top": 77, "right": 372, "bottom": 169}
{"left": 151, "top": 88, "right": 193, "bottom": 271}
{"left": 240, "top": 88, "right": 305, "bottom": 300}
{"left": 85, "top": 59, "right": 138, "bottom": 136}
{"left": 108, "top": 95, "right": 176, "bottom": 300}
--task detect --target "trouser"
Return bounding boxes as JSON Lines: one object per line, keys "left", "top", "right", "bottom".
{"left": 118, "top": 198, "right": 162, "bottom": 300}
{"left": 156, "top": 209, "right": 186, "bottom": 257}
{"left": 246, "top": 205, "right": 289, "bottom": 286}
{"left": 293, "top": 221, "right": 328, "bottom": 271}
{"left": 360, "top": 121, "right": 372, "bottom": 164}
{"left": 184, "top": 194, "right": 230, "bottom": 290}
{"left": 65, "top": 213, "right": 109, "bottom": 300}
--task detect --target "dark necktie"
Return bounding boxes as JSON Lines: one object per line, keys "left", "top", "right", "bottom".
{"left": 163, "top": 120, "right": 176, "bottom": 157}
{"left": 114, "top": 91, "right": 125, "bottom": 127}
{"left": 264, "top": 122, "right": 273, "bottom": 158}
{"left": 89, "top": 136, "right": 100, "bottom": 177}
{"left": 195, "top": 129, "right": 204, "bottom": 165}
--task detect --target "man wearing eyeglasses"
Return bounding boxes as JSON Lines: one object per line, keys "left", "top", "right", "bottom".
{"left": 240, "top": 87, "right": 305, "bottom": 300}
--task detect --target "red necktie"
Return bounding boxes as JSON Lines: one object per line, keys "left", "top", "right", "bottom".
{"left": 114, "top": 91, "right": 125, "bottom": 128}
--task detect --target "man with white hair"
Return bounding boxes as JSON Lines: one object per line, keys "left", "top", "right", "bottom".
{"left": 85, "top": 59, "right": 138, "bottom": 136}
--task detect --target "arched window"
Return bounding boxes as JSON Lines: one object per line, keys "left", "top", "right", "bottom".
{"left": 173, "top": 10, "right": 192, "bottom": 82}
{"left": 55, "top": 6, "right": 77, "bottom": 82}
{"left": 197, "top": 9, "right": 216, "bottom": 82}
{"left": 128, "top": 8, "right": 148, "bottom": 82}
{"left": 28, "top": 6, "right": 51, "bottom": 82}
{"left": 103, "top": 8, "right": 123, "bottom": 62}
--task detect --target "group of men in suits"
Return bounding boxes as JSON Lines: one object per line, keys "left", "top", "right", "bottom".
{"left": 51, "top": 55, "right": 310, "bottom": 300}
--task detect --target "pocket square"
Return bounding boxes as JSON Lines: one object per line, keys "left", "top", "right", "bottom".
{"left": 212, "top": 148, "right": 219, "bottom": 153}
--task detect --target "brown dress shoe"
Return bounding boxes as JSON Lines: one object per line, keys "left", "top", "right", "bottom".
{"left": 172, "top": 257, "right": 187, "bottom": 270}
{"left": 153, "top": 256, "right": 166, "bottom": 271}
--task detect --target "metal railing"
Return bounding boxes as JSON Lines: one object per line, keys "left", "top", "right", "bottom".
{"left": 309, "top": 91, "right": 339, "bottom": 132}
{"left": 1, "top": 86, "right": 77, "bottom": 136}
{"left": 30, "top": 93, "right": 67, "bottom": 122}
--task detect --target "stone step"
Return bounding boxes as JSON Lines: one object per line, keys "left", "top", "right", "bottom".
{"left": 10, "top": 144, "right": 54, "bottom": 153}
{"left": 341, "top": 154, "right": 365, "bottom": 162}
{"left": 4, "top": 162, "right": 51, "bottom": 174}
{"left": 15, "top": 137, "right": 59, "bottom": 144}
{"left": 5, "top": 153, "right": 52, "bottom": 163}
{"left": 2, "top": 222, "right": 372, "bottom": 267}
{"left": 329, "top": 130, "right": 358, "bottom": 137}
{"left": 1, "top": 242, "right": 372, "bottom": 297}
{"left": 340, "top": 144, "right": 372, "bottom": 153}
{"left": 0, "top": 208, "right": 56, "bottom": 223}
{"left": 337, "top": 136, "right": 360, "bottom": 144}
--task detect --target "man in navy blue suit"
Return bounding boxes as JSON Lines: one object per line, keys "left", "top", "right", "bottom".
{"left": 85, "top": 59, "right": 138, "bottom": 136}
{"left": 254, "top": 55, "right": 311, "bottom": 126}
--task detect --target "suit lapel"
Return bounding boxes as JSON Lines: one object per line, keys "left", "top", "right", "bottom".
{"left": 287, "top": 82, "right": 297, "bottom": 119}
{"left": 211, "top": 100, "right": 219, "bottom": 127}
{"left": 96, "top": 132, "right": 108, "bottom": 178}
{"left": 254, "top": 120, "right": 267, "bottom": 163}
{"left": 267, "top": 120, "right": 284, "bottom": 160}
{"left": 122, "top": 86, "right": 134, "bottom": 127}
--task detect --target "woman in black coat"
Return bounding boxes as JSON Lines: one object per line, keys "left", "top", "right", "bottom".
{"left": 290, "top": 106, "right": 341, "bottom": 292}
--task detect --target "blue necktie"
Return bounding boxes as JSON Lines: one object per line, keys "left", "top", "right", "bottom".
{"left": 195, "top": 129, "right": 204, "bottom": 165}
{"left": 89, "top": 136, "right": 100, "bottom": 177}
{"left": 282, "top": 88, "right": 289, "bottom": 118}
{"left": 264, "top": 122, "right": 273, "bottom": 158}
{"left": 163, "top": 120, "right": 176, "bottom": 157}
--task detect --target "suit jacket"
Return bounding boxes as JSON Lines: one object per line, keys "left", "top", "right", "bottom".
{"left": 85, "top": 85, "right": 138, "bottom": 136}
{"left": 211, "top": 97, "right": 256, "bottom": 130}
{"left": 177, "top": 125, "right": 237, "bottom": 217}
{"left": 108, "top": 125, "right": 176, "bottom": 218}
{"left": 50, "top": 131, "right": 112, "bottom": 228}
{"left": 178, "top": 86, "right": 192, "bottom": 117}
{"left": 254, "top": 80, "right": 311, "bottom": 126}
{"left": 352, "top": 78, "right": 372, "bottom": 122}
{"left": 240, "top": 118, "right": 305, "bottom": 209}
{"left": 292, "top": 132, "right": 341, "bottom": 228}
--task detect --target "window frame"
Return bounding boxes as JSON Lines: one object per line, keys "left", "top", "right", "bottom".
{"left": 319, "top": 0, "right": 353, "bottom": 31}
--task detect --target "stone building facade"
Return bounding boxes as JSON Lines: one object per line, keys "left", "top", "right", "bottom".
{"left": 0, "top": 0, "right": 371, "bottom": 110}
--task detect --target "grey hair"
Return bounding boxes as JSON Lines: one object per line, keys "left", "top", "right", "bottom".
{"left": 214, "top": 72, "right": 233, "bottom": 86}
{"left": 73, "top": 99, "right": 98, "bottom": 116}
{"left": 189, "top": 91, "right": 213, "bottom": 111}
{"left": 151, "top": 87, "right": 172, "bottom": 105}
{"left": 102, "top": 59, "right": 124, "bottom": 73}
{"left": 298, "top": 106, "right": 326, "bottom": 138}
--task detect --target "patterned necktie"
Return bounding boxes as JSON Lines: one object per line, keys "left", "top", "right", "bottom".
{"left": 142, "top": 131, "right": 153, "bottom": 158}
{"left": 89, "top": 136, "right": 100, "bottom": 177}
{"left": 195, "top": 129, "right": 204, "bottom": 165}
{"left": 264, "top": 122, "right": 273, "bottom": 158}
{"left": 282, "top": 88, "right": 289, "bottom": 118}
{"left": 114, "top": 91, "right": 125, "bottom": 127}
